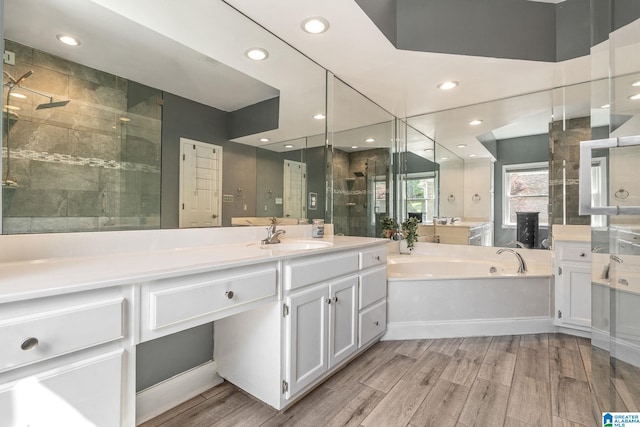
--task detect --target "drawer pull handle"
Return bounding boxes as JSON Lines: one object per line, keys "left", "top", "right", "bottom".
{"left": 21, "top": 337, "right": 39, "bottom": 351}
{"left": 225, "top": 291, "right": 234, "bottom": 299}
{"left": 580, "top": 253, "right": 586, "bottom": 257}
{"left": 374, "top": 321, "right": 379, "bottom": 326}
{"left": 373, "top": 255, "right": 381, "bottom": 261}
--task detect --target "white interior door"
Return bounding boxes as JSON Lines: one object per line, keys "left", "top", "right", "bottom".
{"left": 179, "top": 138, "right": 222, "bottom": 228}
{"left": 283, "top": 160, "right": 306, "bottom": 219}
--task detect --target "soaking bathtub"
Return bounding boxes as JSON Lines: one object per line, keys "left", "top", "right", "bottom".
{"left": 383, "top": 245, "right": 554, "bottom": 340}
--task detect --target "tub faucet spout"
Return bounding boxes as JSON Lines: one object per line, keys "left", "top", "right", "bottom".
{"left": 496, "top": 248, "right": 527, "bottom": 274}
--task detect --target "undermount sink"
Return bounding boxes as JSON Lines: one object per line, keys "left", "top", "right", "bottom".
{"left": 251, "top": 239, "right": 333, "bottom": 251}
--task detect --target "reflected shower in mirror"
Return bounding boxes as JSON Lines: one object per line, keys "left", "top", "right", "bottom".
{"left": 328, "top": 75, "right": 396, "bottom": 238}
{"left": 1, "top": 0, "right": 327, "bottom": 234}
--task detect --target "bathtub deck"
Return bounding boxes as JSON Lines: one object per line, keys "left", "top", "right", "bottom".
{"left": 141, "top": 333, "right": 621, "bottom": 427}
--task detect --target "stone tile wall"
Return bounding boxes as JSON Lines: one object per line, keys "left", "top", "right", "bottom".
{"left": 2, "top": 40, "right": 161, "bottom": 234}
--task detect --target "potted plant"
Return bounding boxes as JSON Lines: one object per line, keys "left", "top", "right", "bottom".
{"left": 380, "top": 216, "right": 398, "bottom": 239}
{"left": 401, "top": 217, "right": 419, "bottom": 250}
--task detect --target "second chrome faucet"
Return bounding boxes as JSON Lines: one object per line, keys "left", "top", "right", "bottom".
{"left": 496, "top": 248, "right": 527, "bottom": 274}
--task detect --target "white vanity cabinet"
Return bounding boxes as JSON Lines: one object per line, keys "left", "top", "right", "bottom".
{"left": 214, "top": 243, "right": 388, "bottom": 411}
{"left": 140, "top": 262, "right": 278, "bottom": 342}
{"left": 554, "top": 241, "right": 592, "bottom": 332}
{"left": 0, "top": 287, "right": 132, "bottom": 426}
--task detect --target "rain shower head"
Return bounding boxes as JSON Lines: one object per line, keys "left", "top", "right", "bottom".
{"left": 354, "top": 171, "right": 365, "bottom": 177}
{"left": 3, "top": 70, "right": 33, "bottom": 86}
{"left": 36, "top": 100, "right": 70, "bottom": 110}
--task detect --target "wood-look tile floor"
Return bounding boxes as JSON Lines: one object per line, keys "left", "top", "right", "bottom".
{"left": 142, "top": 334, "right": 620, "bottom": 427}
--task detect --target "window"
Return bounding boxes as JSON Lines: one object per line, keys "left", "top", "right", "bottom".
{"left": 403, "top": 173, "right": 437, "bottom": 223}
{"left": 503, "top": 162, "right": 549, "bottom": 226}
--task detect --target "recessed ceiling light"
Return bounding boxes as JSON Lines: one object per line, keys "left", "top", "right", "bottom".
{"left": 365, "top": 137, "right": 375, "bottom": 143}
{"left": 4, "top": 105, "right": 20, "bottom": 111}
{"left": 456, "top": 144, "right": 467, "bottom": 148}
{"left": 301, "top": 17, "right": 330, "bottom": 34}
{"left": 600, "top": 104, "right": 610, "bottom": 109}
{"left": 245, "top": 48, "right": 269, "bottom": 61}
{"left": 10, "top": 92, "right": 26, "bottom": 99}
{"left": 469, "top": 154, "right": 477, "bottom": 157}
{"left": 284, "top": 144, "right": 294, "bottom": 148}
{"left": 469, "top": 119, "right": 483, "bottom": 126}
{"left": 440, "top": 157, "right": 449, "bottom": 160}
{"left": 118, "top": 117, "right": 131, "bottom": 122}
{"left": 437, "top": 81, "right": 458, "bottom": 90}
{"left": 56, "top": 34, "right": 80, "bottom": 46}
{"left": 629, "top": 94, "right": 640, "bottom": 100}
{"left": 313, "top": 113, "right": 326, "bottom": 120}
{"left": 351, "top": 145, "right": 358, "bottom": 149}
{"left": 424, "top": 148, "right": 433, "bottom": 152}
{"left": 632, "top": 80, "right": 640, "bottom": 87}
{"left": 259, "top": 138, "right": 270, "bottom": 143}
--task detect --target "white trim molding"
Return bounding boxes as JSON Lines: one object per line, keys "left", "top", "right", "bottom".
{"left": 136, "top": 361, "right": 222, "bottom": 425}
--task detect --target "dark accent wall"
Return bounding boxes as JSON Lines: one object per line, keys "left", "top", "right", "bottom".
{"left": 228, "top": 97, "right": 280, "bottom": 140}
{"left": 397, "top": 0, "right": 557, "bottom": 62}
{"left": 356, "top": 0, "right": 638, "bottom": 62}
{"left": 556, "top": 0, "right": 591, "bottom": 61}
{"left": 136, "top": 324, "right": 213, "bottom": 392}
{"left": 161, "top": 92, "right": 259, "bottom": 228}
{"left": 354, "top": 0, "right": 397, "bottom": 45}
{"left": 494, "top": 133, "right": 550, "bottom": 247}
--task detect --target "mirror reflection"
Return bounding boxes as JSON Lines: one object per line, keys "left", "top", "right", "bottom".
{"left": 327, "top": 75, "right": 396, "bottom": 238}
{"left": 1, "top": 0, "right": 326, "bottom": 233}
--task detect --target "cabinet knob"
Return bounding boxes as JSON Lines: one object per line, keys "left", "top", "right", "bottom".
{"left": 580, "top": 253, "right": 586, "bottom": 257}
{"left": 374, "top": 321, "right": 379, "bottom": 326}
{"left": 21, "top": 337, "right": 39, "bottom": 351}
{"left": 225, "top": 291, "right": 234, "bottom": 299}
{"left": 373, "top": 255, "right": 380, "bottom": 261}
{"left": 327, "top": 298, "right": 332, "bottom": 305}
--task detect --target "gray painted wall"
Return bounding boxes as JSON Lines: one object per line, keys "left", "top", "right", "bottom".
{"left": 160, "top": 92, "right": 259, "bottom": 228}
{"left": 355, "top": 0, "right": 397, "bottom": 45}
{"left": 136, "top": 323, "right": 213, "bottom": 391}
{"left": 493, "top": 134, "right": 550, "bottom": 247}
{"left": 397, "top": 0, "right": 557, "bottom": 62}
{"left": 356, "top": 0, "right": 636, "bottom": 62}
{"left": 228, "top": 97, "right": 280, "bottom": 140}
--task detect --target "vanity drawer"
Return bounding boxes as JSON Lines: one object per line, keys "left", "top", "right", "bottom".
{"left": 146, "top": 265, "right": 277, "bottom": 331}
{"left": 359, "top": 246, "right": 387, "bottom": 269}
{"left": 359, "top": 300, "right": 386, "bottom": 348}
{"left": 558, "top": 244, "right": 591, "bottom": 262}
{"left": 284, "top": 251, "right": 359, "bottom": 291}
{"left": 359, "top": 266, "right": 387, "bottom": 309}
{"left": 0, "top": 298, "right": 124, "bottom": 373}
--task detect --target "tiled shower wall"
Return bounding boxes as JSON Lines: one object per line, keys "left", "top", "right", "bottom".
{"left": 332, "top": 147, "right": 390, "bottom": 237}
{"left": 549, "top": 117, "right": 590, "bottom": 226}
{"left": 2, "top": 40, "right": 161, "bottom": 234}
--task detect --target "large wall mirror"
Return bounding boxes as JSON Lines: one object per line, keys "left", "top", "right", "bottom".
{"left": 1, "top": 0, "right": 326, "bottom": 234}
{"left": 406, "top": 82, "right": 602, "bottom": 248}
{"left": 327, "top": 74, "right": 396, "bottom": 238}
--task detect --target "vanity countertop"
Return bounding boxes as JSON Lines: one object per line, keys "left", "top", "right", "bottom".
{"left": 0, "top": 235, "right": 386, "bottom": 304}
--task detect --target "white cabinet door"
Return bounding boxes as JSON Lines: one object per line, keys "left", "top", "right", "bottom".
{"left": 559, "top": 263, "right": 592, "bottom": 329}
{"left": 0, "top": 350, "right": 123, "bottom": 427}
{"left": 328, "top": 275, "right": 358, "bottom": 368}
{"left": 285, "top": 285, "right": 328, "bottom": 398}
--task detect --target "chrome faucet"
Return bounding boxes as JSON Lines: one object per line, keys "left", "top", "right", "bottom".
{"left": 261, "top": 222, "right": 286, "bottom": 245}
{"left": 496, "top": 248, "right": 527, "bottom": 274}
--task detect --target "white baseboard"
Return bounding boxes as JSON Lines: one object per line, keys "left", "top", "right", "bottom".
{"left": 136, "top": 361, "right": 223, "bottom": 425}
{"left": 381, "top": 317, "right": 556, "bottom": 340}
